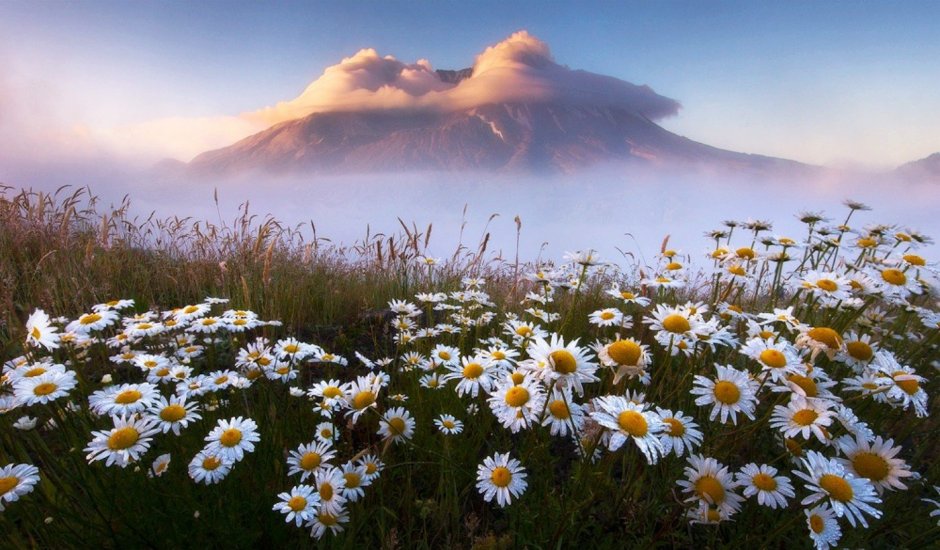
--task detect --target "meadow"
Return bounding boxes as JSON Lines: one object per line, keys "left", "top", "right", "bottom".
{"left": 1, "top": 185, "right": 938, "bottom": 548}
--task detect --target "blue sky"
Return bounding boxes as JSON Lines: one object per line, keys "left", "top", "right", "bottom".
{"left": 2, "top": 1, "right": 940, "bottom": 166}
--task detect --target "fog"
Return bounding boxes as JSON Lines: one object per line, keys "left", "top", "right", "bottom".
{"left": 4, "top": 163, "right": 937, "bottom": 264}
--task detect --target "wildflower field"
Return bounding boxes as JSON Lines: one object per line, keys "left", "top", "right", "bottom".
{"left": 1, "top": 186, "right": 938, "bottom": 548}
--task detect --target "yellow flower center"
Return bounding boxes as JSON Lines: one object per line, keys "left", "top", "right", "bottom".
{"left": 550, "top": 350, "right": 577, "bottom": 374}
{"left": 322, "top": 386, "right": 342, "bottom": 399}
{"left": 600, "top": 311, "right": 616, "bottom": 320}
{"left": 491, "top": 351, "right": 506, "bottom": 360}
{"left": 815, "top": 279, "right": 838, "bottom": 292}
{"left": 284, "top": 344, "right": 299, "bottom": 353}
{"left": 442, "top": 420, "right": 456, "bottom": 429}
{"left": 608, "top": 340, "right": 641, "bottom": 366}
{"left": 807, "top": 327, "right": 842, "bottom": 349}
{"left": 792, "top": 409, "right": 818, "bottom": 426}
{"left": 881, "top": 268, "right": 906, "bottom": 286}
{"left": 620, "top": 291, "right": 636, "bottom": 299}
{"left": 785, "top": 438, "right": 803, "bottom": 457}
{"left": 548, "top": 400, "right": 570, "bottom": 419}
{"left": 344, "top": 472, "right": 361, "bottom": 488}
{"left": 287, "top": 495, "right": 307, "bottom": 512}
{"left": 846, "top": 341, "right": 873, "bottom": 361}
{"left": 463, "top": 363, "right": 484, "bottom": 379}
{"left": 809, "top": 514, "right": 825, "bottom": 534}
{"left": 616, "top": 410, "right": 648, "bottom": 437}
{"left": 365, "top": 462, "right": 378, "bottom": 475}
{"left": 665, "top": 262, "right": 682, "bottom": 271}
{"left": 32, "top": 382, "right": 57, "bottom": 396}
{"left": 759, "top": 349, "right": 787, "bottom": 369}
{"left": 143, "top": 360, "right": 158, "bottom": 369}
{"left": 115, "top": 390, "right": 142, "bottom": 404}
{"left": 438, "top": 351, "right": 451, "bottom": 361}
{"left": 202, "top": 456, "right": 222, "bottom": 470}
{"left": 752, "top": 472, "right": 777, "bottom": 491}
{"left": 852, "top": 452, "right": 889, "bottom": 481}
{"left": 318, "top": 512, "right": 338, "bottom": 526}
{"left": 319, "top": 483, "right": 333, "bottom": 501}
{"left": 490, "top": 466, "right": 512, "bottom": 488}
{"left": 515, "top": 326, "right": 532, "bottom": 337}
{"left": 857, "top": 237, "right": 877, "bottom": 248}
{"left": 183, "top": 305, "right": 200, "bottom": 314}
{"left": 903, "top": 254, "right": 925, "bottom": 266}
{"left": 202, "top": 318, "right": 216, "bottom": 326}
{"left": 24, "top": 367, "right": 47, "bottom": 377}
{"left": 0, "top": 477, "right": 19, "bottom": 496}
{"left": 893, "top": 375, "right": 920, "bottom": 395}
{"left": 80, "top": 313, "right": 102, "bottom": 325}
{"left": 160, "top": 404, "right": 187, "bottom": 422}
{"left": 662, "top": 314, "right": 690, "bottom": 334}
{"left": 787, "top": 375, "right": 818, "bottom": 397}
{"left": 728, "top": 265, "right": 746, "bottom": 276}
{"left": 107, "top": 426, "right": 140, "bottom": 450}
{"left": 694, "top": 476, "right": 725, "bottom": 504}
{"left": 387, "top": 417, "right": 407, "bottom": 436}
{"left": 736, "top": 247, "right": 755, "bottom": 259}
{"left": 510, "top": 372, "right": 525, "bottom": 385}
{"left": 219, "top": 428, "right": 242, "bottom": 447}
{"left": 352, "top": 391, "right": 376, "bottom": 410}
{"left": 504, "top": 386, "right": 530, "bottom": 407}
{"left": 300, "top": 452, "right": 321, "bottom": 470}
{"left": 713, "top": 381, "right": 741, "bottom": 404}
{"left": 137, "top": 323, "right": 152, "bottom": 330}
{"left": 819, "top": 474, "right": 854, "bottom": 502}
{"left": 663, "top": 417, "right": 685, "bottom": 437}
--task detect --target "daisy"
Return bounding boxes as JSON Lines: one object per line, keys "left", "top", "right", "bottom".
{"left": 739, "top": 337, "right": 803, "bottom": 382}
{"left": 418, "top": 373, "right": 444, "bottom": 390}
{"left": 204, "top": 416, "right": 260, "bottom": 462}
{"left": 836, "top": 331, "right": 878, "bottom": 371}
{"left": 524, "top": 334, "right": 599, "bottom": 396}
{"left": 434, "top": 414, "right": 464, "bottom": 435}
{"left": 486, "top": 373, "right": 546, "bottom": 433}
{"left": 541, "top": 387, "right": 584, "bottom": 437}
{"left": 588, "top": 308, "right": 626, "bottom": 328}
{"left": 677, "top": 454, "right": 745, "bottom": 518}
{"left": 339, "top": 462, "right": 370, "bottom": 501}
{"left": 606, "top": 287, "right": 651, "bottom": 307}
{"left": 188, "top": 450, "right": 233, "bottom": 485}
{"left": 476, "top": 452, "right": 528, "bottom": 508}
{"left": 769, "top": 395, "right": 836, "bottom": 444}
{"left": 590, "top": 397, "right": 665, "bottom": 464}
{"left": 88, "top": 382, "right": 158, "bottom": 416}
{"left": 595, "top": 338, "right": 650, "bottom": 385}
{"left": 736, "top": 463, "right": 795, "bottom": 509}
{"left": 67, "top": 309, "right": 120, "bottom": 334}
{"left": 314, "top": 422, "right": 338, "bottom": 443}
{"left": 174, "top": 303, "right": 211, "bottom": 323}
{"left": 93, "top": 298, "right": 135, "bottom": 312}
{"left": 429, "top": 344, "right": 460, "bottom": 367}
{"left": 796, "top": 326, "right": 845, "bottom": 359}
{"left": 359, "top": 453, "right": 385, "bottom": 483}
{"left": 836, "top": 435, "right": 912, "bottom": 494}
{"left": 127, "top": 321, "right": 165, "bottom": 338}
{"left": 287, "top": 440, "right": 337, "bottom": 481}
{"left": 0, "top": 463, "right": 40, "bottom": 511}
{"left": 13, "top": 370, "right": 77, "bottom": 406}
{"left": 872, "top": 354, "right": 929, "bottom": 417}
{"left": 344, "top": 375, "right": 383, "bottom": 423}
{"left": 869, "top": 265, "right": 921, "bottom": 300}
{"left": 654, "top": 408, "right": 703, "bottom": 457}
{"left": 188, "top": 316, "right": 223, "bottom": 334}
{"left": 313, "top": 466, "right": 347, "bottom": 514}
{"left": 25, "top": 309, "right": 60, "bottom": 351}
{"left": 504, "top": 319, "right": 547, "bottom": 345}
{"left": 85, "top": 414, "right": 160, "bottom": 468}
{"left": 273, "top": 484, "right": 320, "bottom": 527}
{"left": 804, "top": 504, "right": 843, "bottom": 549}
{"left": 799, "top": 271, "right": 852, "bottom": 305}
{"left": 147, "top": 394, "right": 202, "bottom": 435}
{"left": 690, "top": 364, "right": 759, "bottom": 425}
{"left": 441, "top": 355, "right": 495, "bottom": 398}
{"left": 308, "top": 379, "right": 350, "bottom": 407}
{"left": 377, "top": 407, "right": 415, "bottom": 444}
{"left": 307, "top": 507, "right": 350, "bottom": 539}
{"left": 644, "top": 304, "right": 698, "bottom": 349}
{"left": 150, "top": 453, "right": 171, "bottom": 477}
{"left": 795, "top": 450, "right": 882, "bottom": 527}
{"left": 133, "top": 353, "right": 170, "bottom": 373}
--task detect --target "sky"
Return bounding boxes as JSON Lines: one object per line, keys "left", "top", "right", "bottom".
{"left": 2, "top": 1, "right": 940, "bottom": 169}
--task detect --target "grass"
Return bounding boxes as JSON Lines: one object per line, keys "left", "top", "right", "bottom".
{"left": 1, "top": 184, "right": 938, "bottom": 548}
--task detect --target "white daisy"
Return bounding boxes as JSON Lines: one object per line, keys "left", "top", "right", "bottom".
{"left": 590, "top": 396, "right": 665, "bottom": 464}
{"left": 203, "top": 416, "right": 260, "bottom": 463}
{"left": 690, "top": 364, "right": 759, "bottom": 425}
{"left": 25, "top": 309, "right": 60, "bottom": 351}
{"left": 486, "top": 373, "right": 546, "bottom": 433}
{"left": 339, "top": 462, "right": 370, "bottom": 501}
{"left": 524, "top": 334, "right": 599, "bottom": 396}
{"left": 377, "top": 407, "right": 415, "bottom": 444}
{"left": 769, "top": 395, "right": 835, "bottom": 444}
{"left": 434, "top": 414, "right": 465, "bottom": 435}
{"left": 307, "top": 507, "right": 349, "bottom": 539}
{"left": 654, "top": 408, "right": 703, "bottom": 457}
{"left": 736, "top": 463, "right": 795, "bottom": 509}
{"left": 795, "top": 450, "right": 882, "bottom": 527}
{"left": 150, "top": 453, "right": 171, "bottom": 478}
{"left": 441, "top": 354, "right": 496, "bottom": 398}
{"left": 804, "top": 504, "right": 842, "bottom": 549}
{"left": 836, "top": 435, "right": 912, "bottom": 494}
{"left": 273, "top": 484, "right": 320, "bottom": 527}
{"left": 13, "top": 370, "right": 77, "bottom": 406}
{"left": 147, "top": 394, "right": 202, "bottom": 435}
{"left": 541, "top": 387, "right": 584, "bottom": 438}
{"left": 88, "top": 382, "right": 158, "bottom": 416}
{"left": 677, "top": 454, "right": 745, "bottom": 518}
{"left": 0, "top": 463, "right": 40, "bottom": 511}
{"left": 476, "top": 452, "right": 528, "bottom": 508}
{"left": 287, "top": 440, "right": 336, "bottom": 481}
{"left": 313, "top": 466, "right": 347, "bottom": 515}
{"left": 85, "top": 414, "right": 160, "bottom": 468}
{"left": 188, "top": 450, "right": 233, "bottom": 485}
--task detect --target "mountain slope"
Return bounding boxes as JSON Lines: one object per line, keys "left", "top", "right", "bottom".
{"left": 188, "top": 101, "right": 813, "bottom": 176}
{"left": 896, "top": 153, "right": 940, "bottom": 182}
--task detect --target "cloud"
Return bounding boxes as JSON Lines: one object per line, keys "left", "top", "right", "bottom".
{"left": 2, "top": 31, "right": 681, "bottom": 166}
{"left": 249, "top": 31, "right": 681, "bottom": 127}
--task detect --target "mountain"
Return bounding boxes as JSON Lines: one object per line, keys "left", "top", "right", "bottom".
{"left": 895, "top": 153, "right": 940, "bottom": 182}
{"left": 188, "top": 95, "right": 813, "bottom": 176}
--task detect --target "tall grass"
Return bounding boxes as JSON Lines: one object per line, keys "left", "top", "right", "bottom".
{"left": 1, "top": 185, "right": 937, "bottom": 548}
